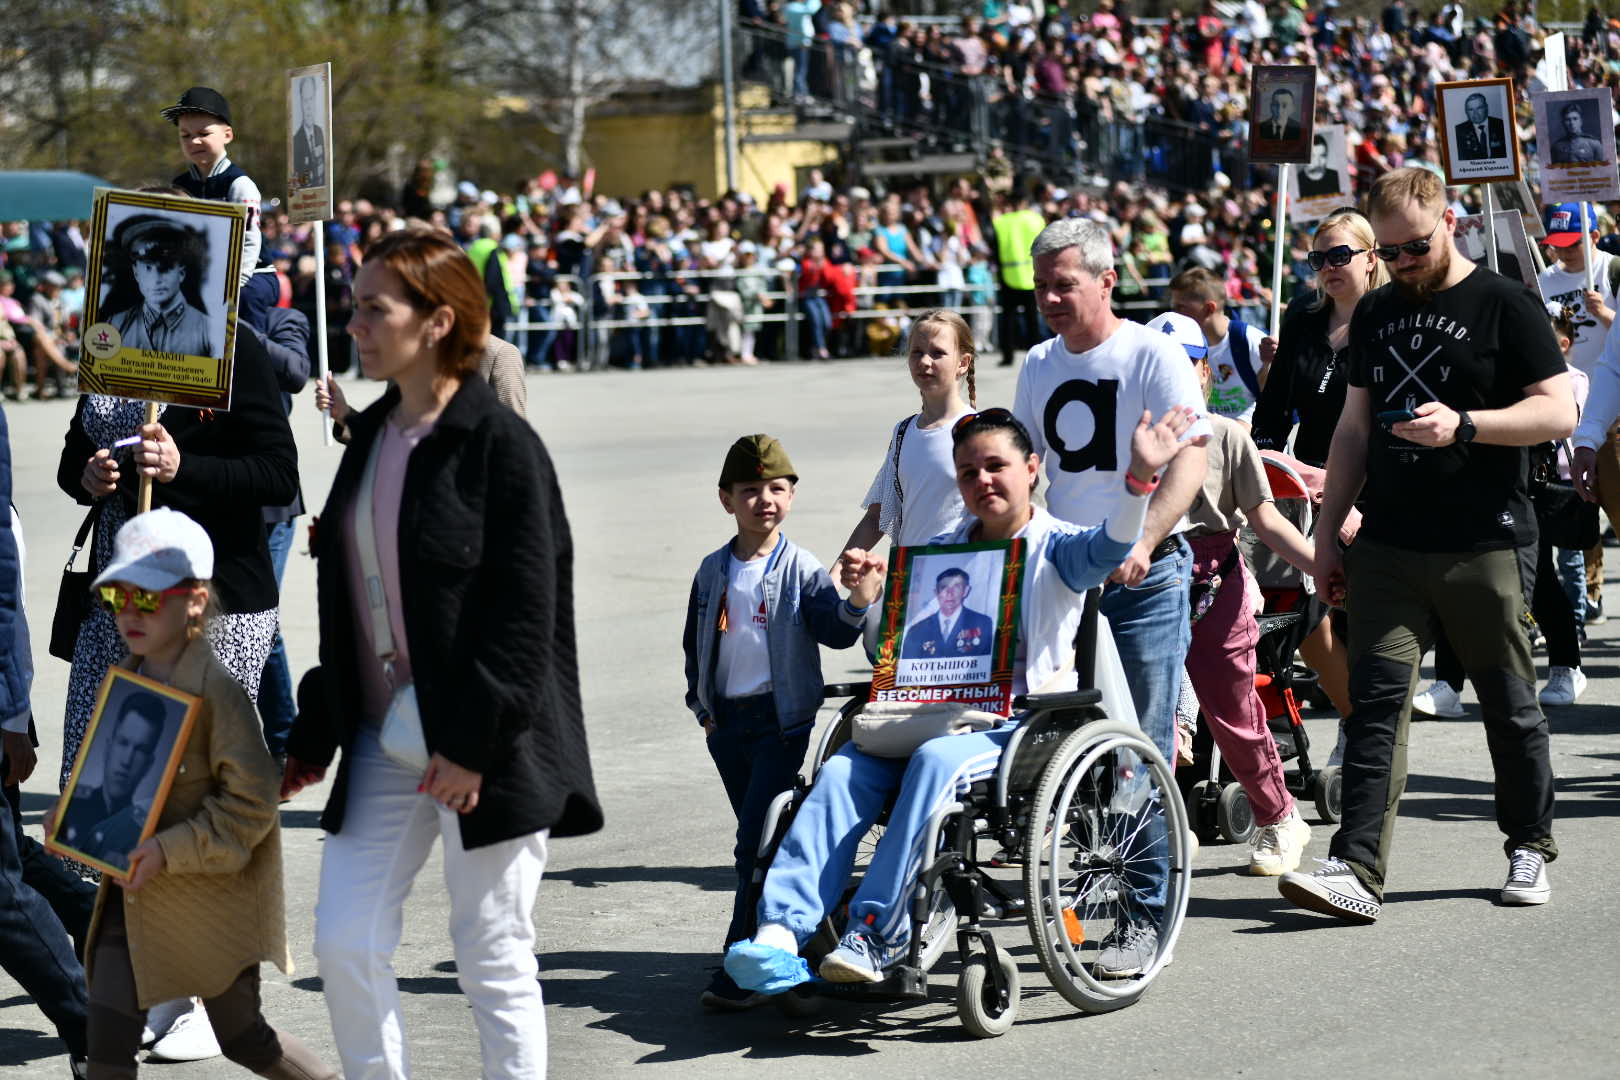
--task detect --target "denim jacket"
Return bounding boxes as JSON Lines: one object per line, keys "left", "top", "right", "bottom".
{"left": 683, "top": 535, "right": 865, "bottom": 736}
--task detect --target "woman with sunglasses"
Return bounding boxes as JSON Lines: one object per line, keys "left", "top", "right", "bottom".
{"left": 726, "top": 406, "right": 1198, "bottom": 993}
{"left": 279, "top": 227, "right": 600, "bottom": 1079}
{"left": 1248, "top": 210, "right": 1388, "bottom": 726}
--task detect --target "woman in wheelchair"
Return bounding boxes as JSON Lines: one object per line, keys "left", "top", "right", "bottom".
{"left": 725, "top": 406, "right": 1199, "bottom": 994}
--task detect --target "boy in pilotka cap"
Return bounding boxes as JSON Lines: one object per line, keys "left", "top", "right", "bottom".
{"left": 682, "top": 434, "right": 883, "bottom": 1011}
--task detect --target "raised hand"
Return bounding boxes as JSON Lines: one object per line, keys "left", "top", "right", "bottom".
{"left": 1128, "top": 407, "right": 1198, "bottom": 482}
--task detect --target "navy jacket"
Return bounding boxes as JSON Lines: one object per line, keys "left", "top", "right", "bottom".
{"left": 0, "top": 403, "right": 23, "bottom": 722}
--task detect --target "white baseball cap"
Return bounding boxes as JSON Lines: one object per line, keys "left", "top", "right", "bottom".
{"left": 1145, "top": 311, "right": 1209, "bottom": 361}
{"left": 93, "top": 508, "right": 215, "bottom": 591}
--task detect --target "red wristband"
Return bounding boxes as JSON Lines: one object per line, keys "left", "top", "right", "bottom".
{"left": 1124, "top": 471, "right": 1160, "bottom": 496}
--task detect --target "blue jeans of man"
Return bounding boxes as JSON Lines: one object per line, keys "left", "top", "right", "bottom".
{"left": 801, "top": 296, "right": 831, "bottom": 354}
{"left": 0, "top": 766, "right": 88, "bottom": 1058}
{"left": 705, "top": 694, "right": 810, "bottom": 951}
{"left": 757, "top": 728, "right": 1011, "bottom": 948}
{"left": 1555, "top": 547, "right": 1585, "bottom": 631}
{"left": 258, "top": 520, "right": 297, "bottom": 757}
{"left": 1098, "top": 540, "right": 1192, "bottom": 927}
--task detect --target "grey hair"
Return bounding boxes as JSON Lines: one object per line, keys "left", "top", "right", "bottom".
{"left": 1030, "top": 218, "right": 1115, "bottom": 278}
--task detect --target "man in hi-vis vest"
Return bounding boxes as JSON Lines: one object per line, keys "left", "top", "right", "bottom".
{"left": 992, "top": 185, "right": 1046, "bottom": 367}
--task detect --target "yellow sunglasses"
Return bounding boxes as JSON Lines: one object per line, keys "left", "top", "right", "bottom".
{"left": 97, "top": 584, "right": 194, "bottom": 617}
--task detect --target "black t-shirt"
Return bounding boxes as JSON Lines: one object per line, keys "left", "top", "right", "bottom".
{"left": 1346, "top": 268, "right": 1565, "bottom": 552}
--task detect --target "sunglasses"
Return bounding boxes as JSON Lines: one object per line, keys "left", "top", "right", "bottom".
{"left": 951, "top": 407, "right": 1017, "bottom": 438}
{"left": 1307, "top": 245, "right": 1368, "bottom": 271}
{"left": 98, "top": 584, "right": 194, "bottom": 617}
{"left": 1373, "top": 212, "right": 1445, "bottom": 262}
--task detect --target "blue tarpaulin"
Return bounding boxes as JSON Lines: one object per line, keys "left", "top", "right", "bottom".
{"left": 0, "top": 171, "right": 109, "bottom": 222}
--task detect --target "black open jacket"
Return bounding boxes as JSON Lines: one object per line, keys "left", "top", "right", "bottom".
{"left": 286, "top": 375, "right": 601, "bottom": 848}
{"left": 1251, "top": 292, "right": 1348, "bottom": 469}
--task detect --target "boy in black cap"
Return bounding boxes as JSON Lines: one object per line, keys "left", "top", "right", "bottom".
{"left": 161, "top": 86, "right": 279, "bottom": 334}
{"left": 682, "top": 434, "right": 883, "bottom": 1010}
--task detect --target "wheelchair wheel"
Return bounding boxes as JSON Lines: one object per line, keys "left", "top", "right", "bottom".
{"left": 1022, "top": 720, "right": 1190, "bottom": 1014}
{"left": 1313, "top": 766, "right": 1343, "bottom": 824}
{"left": 1217, "top": 782, "right": 1255, "bottom": 845}
{"left": 956, "top": 949, "right": 1020, "bottom": 1038}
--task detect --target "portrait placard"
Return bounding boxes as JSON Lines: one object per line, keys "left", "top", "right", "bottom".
{"left": 1533, "top": 88, "right": 1620, "bottom": 205}
{"left": 79, "top": 188, "right": 246, "bottom": 410}
{"left": 1491, "top": 179, "right": 1545, "bottom": 238}
{"left": 1289, "top": 125, "right": 1353, "bottom": 223}
{"left": 1247, "top": 66, "right": 1318, "bottom": 165}
{"left": 47, "top": 669, "right": 199, "bottom": 880}
{"left": 1455, "top": 211, "right": 1542, "bottom": 301}
{"left": 869, "top": 539, "right": 1024, "bottom": 715}
{"left": 286, "top": 62, "right": 335, "bottom": 224}
{"left": 1436, "top": 78, "right": 1522, "bottom": 185}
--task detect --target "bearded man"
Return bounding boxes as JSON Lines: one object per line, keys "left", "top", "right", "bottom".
{"left": 1278, "top": 166, "right": 1575, "bottom": 924}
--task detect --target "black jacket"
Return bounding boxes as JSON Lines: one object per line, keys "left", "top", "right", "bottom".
{"left": 1251, "top": 293, "right": 1348, "bottom": 469}
{"left": 287, "top": 376, "right": 601, "bottom": 848}
{"left": 56, "top": 331, "right": 298, "bottom": 615}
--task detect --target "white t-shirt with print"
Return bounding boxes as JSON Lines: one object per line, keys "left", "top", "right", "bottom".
{"left": 861, "top": 411, "right": 972, "bottom": 547}
{"left": 1014, "top": 322, "right": 1213, "bottom": 530}
{"left": 1204, "top": 320, "right": 1268, "bottom": 423}
{"left": 716, "top": 553, "right": 772, "bottom": 698}
{"left": 1538, "top": 250, "right": 1618, "bottom": 376}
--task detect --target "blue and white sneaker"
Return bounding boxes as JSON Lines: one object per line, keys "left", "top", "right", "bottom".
{"left": 724, "top": 941, "right": 811, "bottom": 995}
{"left": 818, "top": 926, "right": 900, "bottom": 984}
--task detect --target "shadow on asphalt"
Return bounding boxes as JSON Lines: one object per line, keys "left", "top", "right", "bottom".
{"left": 545, "top": 865, "right": 734, "bottom": 892}
{"left": 1397, "top": 772, "right": 1618, "bottom": 820}
{"left": 0, "top": 1026, "right": 65, "bottom": 1067}
{"left": 1186, "top": 895, "right": 1338, "bottom": 934}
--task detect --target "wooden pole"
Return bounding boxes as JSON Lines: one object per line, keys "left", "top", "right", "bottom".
{"left": 1581, "top": 210, "right": 1596, "bottom": 292}
{"left": 1270, "top": 164, "right": 1291, "bottom": 339}
{"left": 137, "top": 401, "right": 158, "bottom": 513}
{"left": 315, "top": 237, "right": 332, "bottom": 445}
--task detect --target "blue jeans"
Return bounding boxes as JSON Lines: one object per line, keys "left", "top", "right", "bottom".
{"left": 706, "top": 695, "right": 810, "bottom": 950}
{"left": 1098, "top": 540, "right": 1192, "bottom": 926}
{"left": 258, "top": 519, "right": 297, "bottom": 756}
{"left": 757, "top": 728, "right": 1012, "bottom": 947}
{"left": 0, "top": 773, "right": 87, "bottom": 1057}
{"left": 801, "top": 296, "right": 831, "bottom": 354}
{"left": 1555, "top": 547, "right": 1585, "bottom": 631}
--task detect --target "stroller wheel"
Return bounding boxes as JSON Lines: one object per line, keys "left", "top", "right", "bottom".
{"left": 1190, "top": 780, "right": 1221, "bottom": 844}
{"left": 1216, "top": 783, "right": 1255, "bottom": 845}
{"left": 1314, "top": 766, "right": 1343, "bottom": 825}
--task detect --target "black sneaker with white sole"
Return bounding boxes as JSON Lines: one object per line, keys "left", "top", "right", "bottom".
{"left": 1501, "top": 848, "right": 1550, "bottom": 905}
{"left": 1277, "top": 857, "right": 1382, "bottom": 923}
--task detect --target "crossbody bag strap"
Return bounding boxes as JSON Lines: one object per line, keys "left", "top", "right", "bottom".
{"left": 889, "top": 414, "right": 912, "bottom": 541}
{"left": 352, "top": 431, "right": 398, "bottom": 679}
{"left": 65, "top": 502, "right": 101, "bottom": 573}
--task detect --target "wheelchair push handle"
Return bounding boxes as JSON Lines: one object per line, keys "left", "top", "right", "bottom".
{"left": 823, "top": 682, "right": 873, "bottom": 700}
{"left": 1011, "top": 688, "right": 1103, "bottom": 713}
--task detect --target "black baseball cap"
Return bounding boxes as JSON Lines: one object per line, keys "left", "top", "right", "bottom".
{"left": 161, "top": 86, "right": 231, "bottom": 125}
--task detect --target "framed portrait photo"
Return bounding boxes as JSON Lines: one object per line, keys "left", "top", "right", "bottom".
{"left": 1436, "top": 77, "right": 1522, "bottom": 185}
{"left": 1248, "top": 65, "right": 1318, "bottom": 165}
{"left": 1491, "top": 178, "right": 1545, "bottom": 238}
{"left": 1290, "top": 125, "right": 1354, "bottom": 223}
{"left": 1454, "top": 210, "right": 1543, "bottom": 300}
{"left": 79, "top": 188, "right": 247, "bottom": 410}
{"left": 869, "top": 539, "right": 1025, "bottom": 715}
{"left": 47, "top": 669, "right": 199, "bottom": 880}
{"left": 286, "top": 62, "right": 335, "bottom": 224}
{"left": 1533, "top": 87, "right": 1620, "bottom": 205}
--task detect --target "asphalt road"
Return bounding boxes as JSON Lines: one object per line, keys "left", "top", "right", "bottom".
{"left": 2, "top": 357, "right": 1617, "bottom": 1078}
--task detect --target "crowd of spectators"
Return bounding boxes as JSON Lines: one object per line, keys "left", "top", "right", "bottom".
{"left": 4, "top": 2, "right": 1620, "bottom": 381}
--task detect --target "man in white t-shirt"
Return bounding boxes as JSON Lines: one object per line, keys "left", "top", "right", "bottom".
{"left": 1169, "top": 266, "right": 1269, "bottom": 426}
{"left": 1012, "top": 218, "right": 1211, "bottom": 979}
{"left": 1541, "top": 202, "right": 1620, "bottom": 620}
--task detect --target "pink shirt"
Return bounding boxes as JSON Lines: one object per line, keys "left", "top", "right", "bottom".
{"left": 345, "top": 417, "right": 435, "bottom": 724}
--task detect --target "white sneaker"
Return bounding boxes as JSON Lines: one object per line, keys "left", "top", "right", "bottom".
{"left": 1248, "top": 806, "right": 1312, "bottom": 876}
{"left": 1538, "top": 666, "right": 1586, "bottom": 706}
{"left": 145, "top": 999, "right": 220, "bottom": 1062}
{"left": 1501, "top": 848, "right": 1551, "bottom": 905}
{"left": 1411, "top": 680, "right": 1464, "bottom": 719}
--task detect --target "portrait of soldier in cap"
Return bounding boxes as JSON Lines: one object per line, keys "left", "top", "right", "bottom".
{"left": 102, "top": 214, "right": 215, "bottom": 356}
{"left": 57, "top": 690, "right": 171, "bottom": 873}
{"left": 1550, "top": 100, "right": 1606, "bottom": 165}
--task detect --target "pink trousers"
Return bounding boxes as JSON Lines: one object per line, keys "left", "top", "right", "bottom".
{"left": 1186, "top": 531, "right": 1293, "bottom": 826}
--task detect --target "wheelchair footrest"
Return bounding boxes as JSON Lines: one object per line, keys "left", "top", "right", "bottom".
{"left": 813, "top": 965, "right": 929, "bottom": 1002}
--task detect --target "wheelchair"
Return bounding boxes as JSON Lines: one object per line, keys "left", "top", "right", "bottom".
{"left": 744, "top": 608, "right": 1191, "bottom": 1037}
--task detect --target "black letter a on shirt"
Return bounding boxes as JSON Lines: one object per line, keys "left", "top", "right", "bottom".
{"left": 1044, "top": 378, "right": 1119, "bottom": 473}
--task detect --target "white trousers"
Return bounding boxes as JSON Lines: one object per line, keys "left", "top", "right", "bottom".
{"left": 314, "top": 729, "right": 549, "bottom": 1079}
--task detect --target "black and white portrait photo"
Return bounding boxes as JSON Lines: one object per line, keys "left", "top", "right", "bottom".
{"left": 80, "top": 187, "right": 246, "bottom": 409}
{"left": 1533, "top": 87, "right": 1620, "bottom": 205}
{"left": 1455, "top": 211, "right": 1542, "bottom": 299}
{"left": 894, "top": 548, "right": 1007, "bottom": 689}
{"left": 292, "top": 74, "right": 328, "bottom": 189}
{"left": 1491, "top": 179, "right": 1544, "bottom": 237}
{"left": 50, "top": 672, "right": 197, "bottom": 878}
{"left": 1247, "top": 65, "right": 1318, "bottom": 165}
{"left": 1437, "top": 78, "right": 1521, "bottom": 184}
{"left": 1290, "top": 126, "right": 1352, "bottom": 222}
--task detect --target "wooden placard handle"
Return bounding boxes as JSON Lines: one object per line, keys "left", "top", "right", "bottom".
{"left": 136, "top": 401, "right": 158, "bottom": 513}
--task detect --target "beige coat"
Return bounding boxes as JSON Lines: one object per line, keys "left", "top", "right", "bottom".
{"left": 85, "top": 637, "right": 291, "bottom": 1007}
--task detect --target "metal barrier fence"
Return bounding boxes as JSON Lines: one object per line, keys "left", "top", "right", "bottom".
{"left": 503, "top": 263, "right": 1179, "bottom": 368}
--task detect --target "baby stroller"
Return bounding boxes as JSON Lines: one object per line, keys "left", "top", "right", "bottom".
{"left": 1181, "top": 453, "right": 1343, "bottom": 845}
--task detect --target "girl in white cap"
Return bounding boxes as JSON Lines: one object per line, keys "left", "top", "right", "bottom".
{"left": 46, "top": 508, "right": 336, "bottom": 1080}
